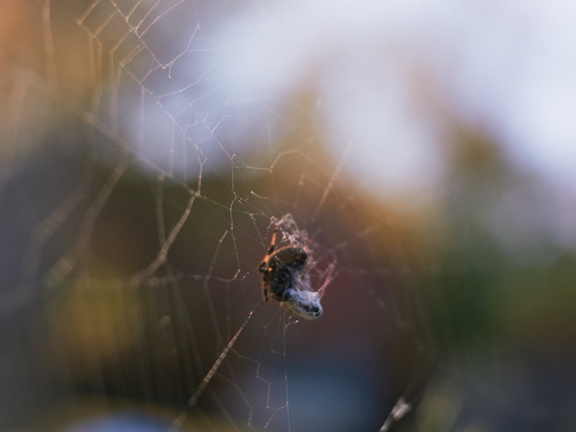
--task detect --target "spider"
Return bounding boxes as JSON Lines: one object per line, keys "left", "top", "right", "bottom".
{"left": 258, "top": 216, "right": 323, "bottom": 320}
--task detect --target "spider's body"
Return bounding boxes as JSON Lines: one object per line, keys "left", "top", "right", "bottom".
{"left": 258, "top": 218, "right": 323, "bottom": 319}
{"left": 259, "top": 246, "right": 308, "bottom": 302}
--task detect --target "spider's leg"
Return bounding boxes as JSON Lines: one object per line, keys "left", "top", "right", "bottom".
{"left": 267, "top": 225, "right": 281, "bottom": 255}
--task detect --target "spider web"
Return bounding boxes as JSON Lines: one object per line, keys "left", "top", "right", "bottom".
{"left": 2, "top": 1, "right": 576, "bottom": 432}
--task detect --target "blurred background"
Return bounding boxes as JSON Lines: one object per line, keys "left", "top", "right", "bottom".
{"left": 2, "top": 0, "right": 576, "bottom": 431}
